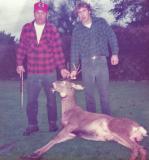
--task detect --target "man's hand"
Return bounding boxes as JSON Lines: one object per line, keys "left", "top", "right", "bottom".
{"left": 16, "top": 65, "right": 25, "bottom": 77}
{"left": 111, "top": 55, "right": 119, "bottom": 65}
{"left": 60, "top": 69, "right": 70, "bottom": 79}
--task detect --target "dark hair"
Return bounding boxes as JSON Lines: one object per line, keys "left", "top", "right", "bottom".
{"left": 74, "top": 2, "right": 92, "bottom": 15}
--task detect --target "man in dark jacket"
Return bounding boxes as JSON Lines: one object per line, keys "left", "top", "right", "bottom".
{"left": 71, "top": 2, "right": 119, "bottom": 115}
{"left": 16, "top": 1, "right": 69, "bottom": 136}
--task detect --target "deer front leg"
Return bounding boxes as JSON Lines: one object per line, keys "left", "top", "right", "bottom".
{"left": 27, "top": 127, "right": 76, "bottom": 159}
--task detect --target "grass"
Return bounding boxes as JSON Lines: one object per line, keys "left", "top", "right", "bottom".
{"left": 0, "top": 80, "right": 149, "bottom": 160}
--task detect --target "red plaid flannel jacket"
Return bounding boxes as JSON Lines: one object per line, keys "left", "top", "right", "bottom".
{"left": 16, "top": 21, "right": 65, "bottom": 74}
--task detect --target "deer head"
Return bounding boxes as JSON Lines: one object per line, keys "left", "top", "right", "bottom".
{"left": 53, "top": 80, "right": 84, "bottom": 98}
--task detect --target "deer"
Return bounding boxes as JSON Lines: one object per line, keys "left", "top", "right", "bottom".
{"left": 23, "top": 80, "right": 148, "bottom": 160}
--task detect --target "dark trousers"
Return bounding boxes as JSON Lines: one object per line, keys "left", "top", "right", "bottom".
{"left": 26, "top": 72, "right": 57, "bottom": 126}
{"left": 81, "top": 56, "right": 111, "bottom": 115}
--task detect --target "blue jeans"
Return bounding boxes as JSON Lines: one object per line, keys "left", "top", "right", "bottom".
{"left": 26, "top": 72, "right": 57, "bottom": 126}
{"left": 81, "top": 56, "right": 111, "bottom": 115}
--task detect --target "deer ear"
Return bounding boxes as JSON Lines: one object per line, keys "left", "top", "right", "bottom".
{"left": 71, "top": 83, "right": 84, "bottom": 90}
{"left": 60, "top": 92, "right": 66, "bottom": 97}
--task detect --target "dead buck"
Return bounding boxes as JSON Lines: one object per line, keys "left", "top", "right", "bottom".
{"left": 25, "top": 80, "right": 147, "bottom": 160}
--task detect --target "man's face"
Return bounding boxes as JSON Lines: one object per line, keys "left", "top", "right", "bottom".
{"left": 34, "top": 10, "right": 47, "bottom": 25}
{"left": 77, "top": 7, "right": 91, "bottom": 24}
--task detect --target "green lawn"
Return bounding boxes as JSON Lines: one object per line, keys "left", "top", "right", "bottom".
{"left": 0, "top": 80, "right": 149, "bottom": 160}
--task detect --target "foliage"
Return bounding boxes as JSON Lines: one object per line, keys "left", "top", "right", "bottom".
{"left": 109, "top": 25, "right": 149, "bottom": 80}
{"left": 53, "top": 4, "right": 75, "bottom": 34}
{"left": 0, "top": 31, "right": 15, "bottom": 45}
{"left": 0, "top": 31, "right": 17, "bottom": 79}
{"left": 47, "top": 1, "right": 77, "bottom": 34}
{"left": 112, "top": 0, "right": 149, "bottom": 25}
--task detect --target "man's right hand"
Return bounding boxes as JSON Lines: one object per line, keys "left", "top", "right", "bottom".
{"left": 16, "top": 66, "right": 25, "bottom": 77}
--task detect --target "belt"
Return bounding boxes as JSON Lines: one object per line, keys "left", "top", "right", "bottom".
{"left": 82, "top": 55, "right": 105, "bottom": 62}
{"left": 91, "top": 55, "right": 97, "bottom": 60}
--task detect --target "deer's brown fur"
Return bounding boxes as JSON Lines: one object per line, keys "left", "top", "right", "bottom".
{"left": 26, "top": 80, "right": 147, "bottom": 160}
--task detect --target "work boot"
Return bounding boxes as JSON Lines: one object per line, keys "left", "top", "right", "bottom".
{"left": 49, "top": 121, "right": 58, "bottom": 132}
{"left": 23, "top": 125, "right": 39, "bottom": 136}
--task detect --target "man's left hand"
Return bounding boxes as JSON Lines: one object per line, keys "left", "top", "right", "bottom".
{"left": 111, "top": 55, "right": 119, "bottom": 65}
{"left": 60, "top": 69, "right": 70, "bottom": 79}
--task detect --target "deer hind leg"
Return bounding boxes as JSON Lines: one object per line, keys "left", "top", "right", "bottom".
{"left": 27, "top": 127, "right": 76, "bottom": 159}
{"left": 128, "top": 142, "right": 146, "bottom": 160}
{"left": 138, "top": 145, "right": 147, "bottom": 160}
{"left": 112, "top": 134, "right": 144, "bottom": 160}
{"left": 121, "top": 138, "right": 146, "bottom": 160}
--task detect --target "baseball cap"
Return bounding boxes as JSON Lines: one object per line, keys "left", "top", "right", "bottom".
{"left": 34, "top": 1, "right": 48, "bottom": 13}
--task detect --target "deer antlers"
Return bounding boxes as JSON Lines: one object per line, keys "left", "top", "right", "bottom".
{"left": 70, "top": 64, "right": 81, "bottom": 80}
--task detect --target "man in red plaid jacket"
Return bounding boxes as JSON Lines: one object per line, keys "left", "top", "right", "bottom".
{"left": 16, "top": 1, "right": 70, "bottom": 136}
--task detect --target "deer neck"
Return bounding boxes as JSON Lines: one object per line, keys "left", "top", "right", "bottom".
{"left": 61, "top": 95, "right": 77, "bottom": 114}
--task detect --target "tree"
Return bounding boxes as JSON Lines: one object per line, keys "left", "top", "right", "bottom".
{"left": 0, "top": 31, "right": 15, "bottom": 45}
{"left": 112, "top": 0, "right": 149, "bottom": 25}
{"left": 47, "top": 0, "right": 78, "bottom": 34}
{"left": 54, "top": 4, "right": 74, "bottom": 34}
{"left": 0, "top": 31, "right": 17, "bottom": 79}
